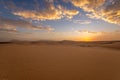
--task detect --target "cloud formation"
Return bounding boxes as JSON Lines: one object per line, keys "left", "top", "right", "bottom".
{"left": 0, "top": 24, "right": 18, "bottom": 33}
{"left": 71, "top": 0, "right": 105, "bottom": 12}
{"left": 1, "top": 0, "right": 120, "bottom": 24}
{"left": 13, "top": 5, "right": 62, "bottom": 20}
{"left": 70, "top": 0, "right": 120, "bottom": 24}
{"left": 77, "top": 29, "right": 120, "bottom": 34}
{"left": 1, "top": 0, "right": 79, "bottom": 20}
{"left": 0, "top": 17, "right": 54, "bottom": 32}
{"left": 58, "top": 5, "right": 79, "bottom": 19}
{"left": 13, "top": 5, "right": 79, "bottom": 20}
{"left": 99, "top": 0, "right": 120, "bottom": 24}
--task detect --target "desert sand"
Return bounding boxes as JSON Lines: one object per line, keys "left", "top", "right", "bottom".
{"left": 0, "top": 42, "right": 120, "bottom": 80}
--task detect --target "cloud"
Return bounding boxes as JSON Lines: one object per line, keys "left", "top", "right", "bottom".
{"left": 77, "top": 29, "right": 120, "bottom": 34}
{"left": 70, "top": 0, "right": 120, "bottom": 24}
{"left": 58, "top": 5, "right": 79, "bottom": 19}
{"left": 0, "top": 28, "right": 17, "bottom": 33}
{"left": 78, "top": 30, "right": 98, "bottom": 34}
{"left": 0, "top": 24, "right": 18, "bottom": 33}
{"left": 98, "top": 0, "right": 120, "bottom": 24}
{"left": 1, "top": 0, "right": 79, "bottom": 20}
{"left": 86, "top": 13, "right": 101, "bottom": 19}
{"left": 13, "top": 5, "right": 79, "bottom": 20}
{"left": 13, "top": 5, "right": 63, "bottom": 20}
{"left": 0, "top": 20, "right": 18, "bottom": 33}
{"left": 71, "top": 0, "right": 105, "bottom": 12}
{"left": 63, "top": 9, "right": 79, "bottom": 19}
{"left": 1, "top": 0, "right": 119, "bottom": 24}
{"left": 72, "top": 19, "right": 91, "bottom": 24}
{"left": 0, "top": 17, "right": 54, "bottom": 32}
{"left": 77, "top": 30, "right": 107, "bottom": 34}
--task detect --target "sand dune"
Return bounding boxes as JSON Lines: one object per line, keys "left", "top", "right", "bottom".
{"left": 0, "top": 42, "right": 120, "bottom": 80}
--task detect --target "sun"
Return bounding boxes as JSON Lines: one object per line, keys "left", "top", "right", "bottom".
{"left": 75, "top": 36, "right": 93, "bottom": 41}
{"left": 81, "top": 37, "right": 93, "bottom": 42}
{"left": 74, "top": 32, "right": 96, "bottom": 41}
{"left": 81, "top": 36, "right": 93, "bottom": 42}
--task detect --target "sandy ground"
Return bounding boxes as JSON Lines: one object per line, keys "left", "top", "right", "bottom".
{"left": 0, "top": 44, "right": 120, "bottom": 80}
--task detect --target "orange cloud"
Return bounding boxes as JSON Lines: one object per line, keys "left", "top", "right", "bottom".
{"left": 13, "top": 4, "right": 79, "bottom": 20}
{"left": 71, "top": 0, "right": 120, "bottom": 24}
{"left": 13, "top": 3, "right": 62, "bottom": 20}
{"left": 86, "top": 9, "right": 120, "bottom": 24}
{"left": 62, "top": 9, "right": 79, "bottom": 19}
{"left": 71, "top": 0, "right": 105, "bottom": 12}
{"left": 1, "top": 0, "right": 79, "bottom": 20}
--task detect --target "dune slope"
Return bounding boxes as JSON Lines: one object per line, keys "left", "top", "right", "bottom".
{"left": 0, "top": 44, "right": 120, "bottom": 80}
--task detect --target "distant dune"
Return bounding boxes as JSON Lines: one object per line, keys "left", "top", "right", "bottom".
{"left": 0, "top": 41, "right": 120, "bottom": 80}
{"left": 0, "top": 40, "right": 120, "bottom": 50}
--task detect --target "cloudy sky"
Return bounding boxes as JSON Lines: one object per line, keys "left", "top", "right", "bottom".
{"left": 0, "top": 0, "right": 120, "bottom": 41}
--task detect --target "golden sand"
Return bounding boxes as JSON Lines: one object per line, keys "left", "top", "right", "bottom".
{"left": 0, "top": 44, "right": 120, "bottom": 80}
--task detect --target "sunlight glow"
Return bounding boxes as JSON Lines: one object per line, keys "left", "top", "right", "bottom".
{"left": 81, "top": 36, "right": 93, "bottom": 41}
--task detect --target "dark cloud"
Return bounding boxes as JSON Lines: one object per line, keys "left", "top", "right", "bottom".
{"left": 0, "top": 17, "right": 54, "bottom": 32}
{"left": 0, "top": 28, "right": 18, "bottom": 33}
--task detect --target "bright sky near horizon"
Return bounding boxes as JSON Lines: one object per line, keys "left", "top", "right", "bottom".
{"left": 0, "top": 0, "right": 120, "bottom": 41}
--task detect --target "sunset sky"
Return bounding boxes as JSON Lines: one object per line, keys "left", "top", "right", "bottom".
{"left": 0, "top": 0, "right": 120, "bottom": 41}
